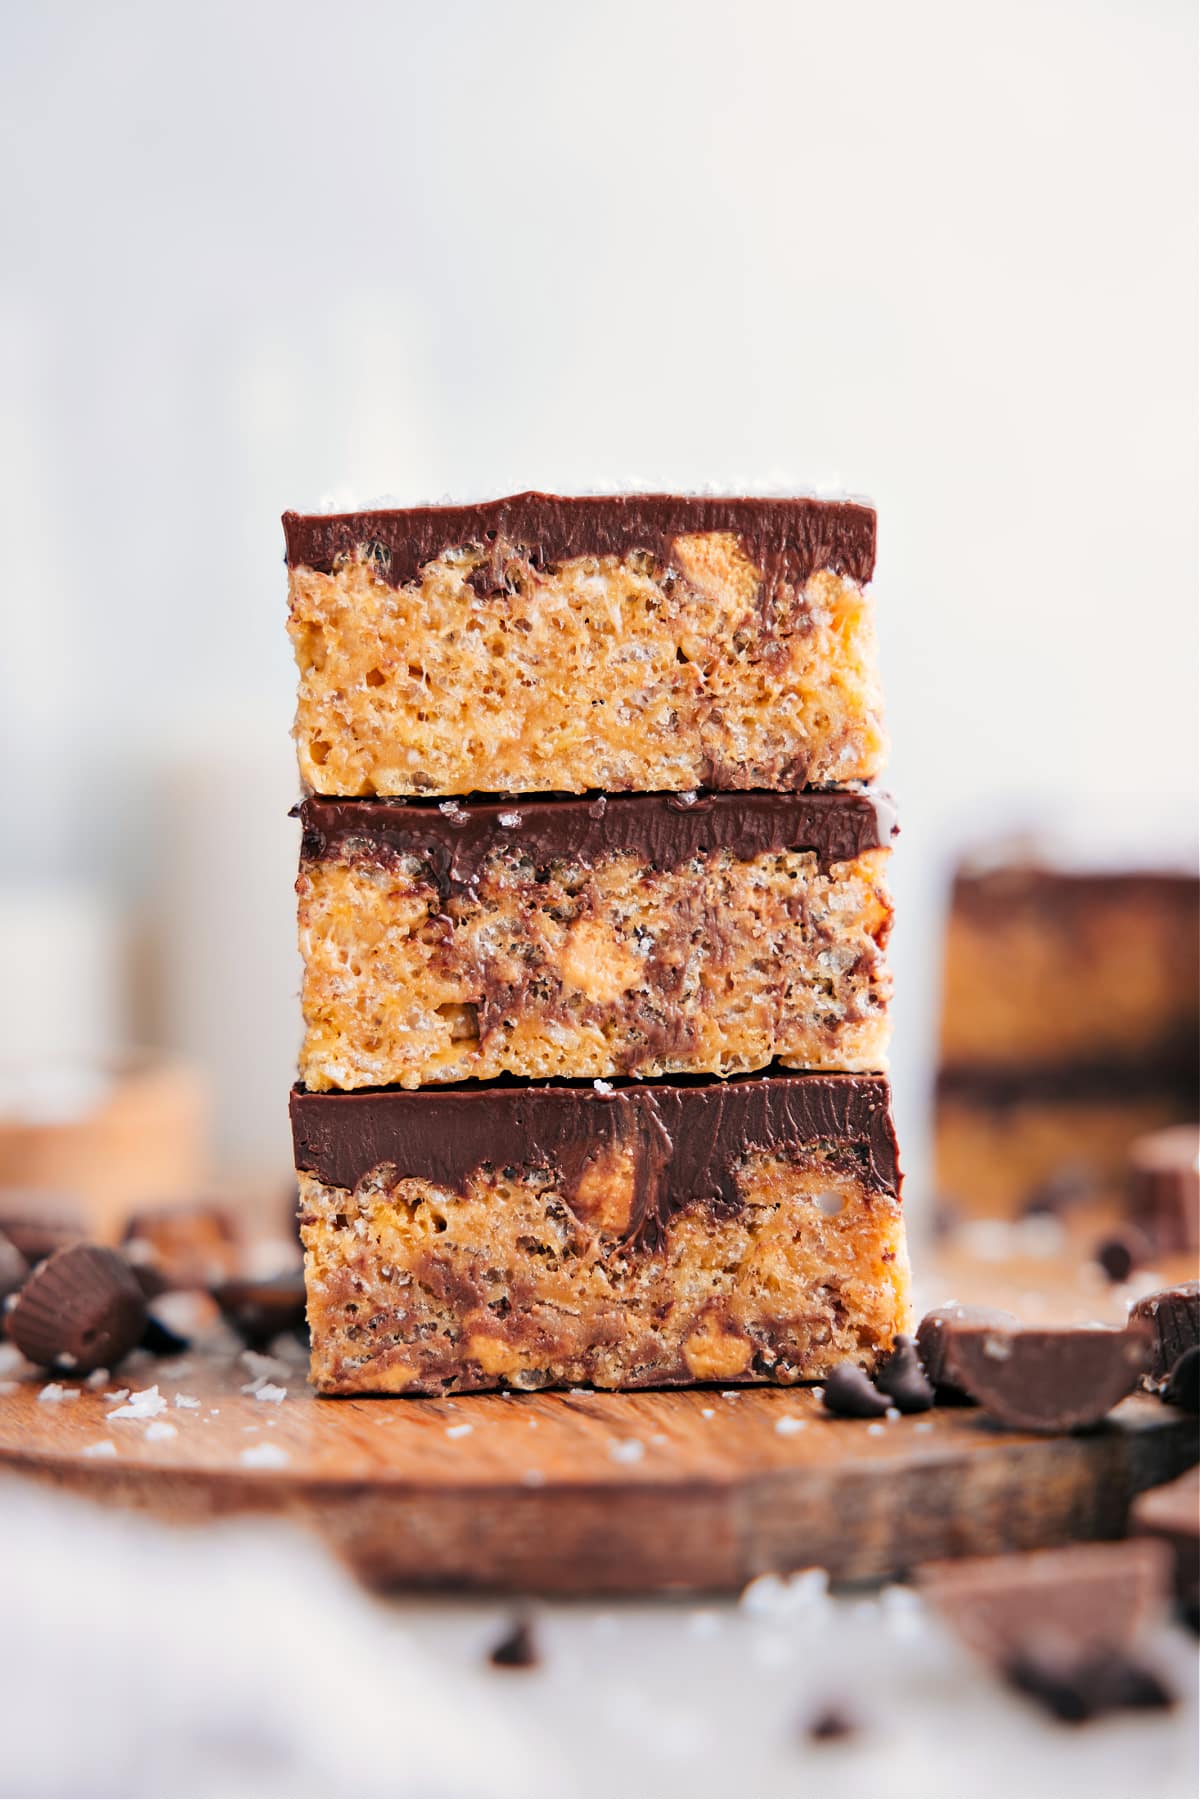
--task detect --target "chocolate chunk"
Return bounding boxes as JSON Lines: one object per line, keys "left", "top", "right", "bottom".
{"left": 1132, "top": 1469, "right": 1199, "bottom": 1626}
{"left": 213, "top": 1271, "right": 307, "bottom": 1351}
{"left": 1128, "top": 1124, "right": 1199, "bottom": 1253}
{"left": 921, "top": 1540, "right": 1173, "bottom": 1718}
{"left": 1006, "top": 1645, "right": 1174, "bottom": 1723}
{"left": 0, "top": 1194, "right": 85, "bottom": 1264}
{"left": 805, "top": 1705, "right": 858, "bottom": 1742}
{"left": 122, "top": 1200, "right": 241, "bottom": 1291}
{"left": 1162, "top": 1346, "right": 1199, "bottom": 1413}
{"left": 937, "top": 1321, "right": 1151, "bottom": 1432}
{"left": 488, "top": 1617, "right": 539, "bottom": 1669}
{"left": 821, "top": 1362, "right": 889, "bottom": 1418}
{"left": 141, "top": 1313, "right": 191, "bottom": 1358}
{"left": 1093, "top": 1225, "right": 1154, "bottom": 1284}
{"left": 7, "top": 1243, "right": 147, "bottom": 1375}
{"left": 873, "top": 1334, "right": 934, "bottom": 1413}
{"left": 915, "top": 1304, "right": 1021, "bottom": 1401}
{"left": 1129, "top": 1281, "right": 1199, "bottom": 1382}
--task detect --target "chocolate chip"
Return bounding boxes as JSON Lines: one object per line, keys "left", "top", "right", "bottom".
{"left": 7, "top": 1243, "right": 146, "bottom": 1375}
{"left": 488, "top": 1617, "right": 539, "bottom": 1669}
{"left": 1162, "top": 1346, "right": 1199, "bottom": 1413}
{"left": 821, "top": 1362, "right": 889, "bottom": 1418}
{"left": 938, "top": 1322, "right": 1152, "bottom": 1432}
{"left": 1129, "top": 1282, "right": 1199, "bottom": 1383}
{"left": 916, "top": 1304, "right": 1021, "bottom": 1401}
{"left": 873, "top": 1334, "right": 934, "bottom": 1413}
{"left": 213, "top": 1271, "right": 307, "bottom": 1351}
{"left": 805, "top": 1705, "right": 857, "bottom": 1742}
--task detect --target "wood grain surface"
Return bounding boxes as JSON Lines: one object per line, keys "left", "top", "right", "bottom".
{"left": 1, "top": 1346, "right": 1194, "bottom": 1594}
{"left": 2, "top": 1236, "right": 1196, "bottom": 1595}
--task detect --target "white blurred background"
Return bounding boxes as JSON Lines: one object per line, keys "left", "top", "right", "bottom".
{"left": 1, "top": 0, "right": 1196, "bottom": 1183}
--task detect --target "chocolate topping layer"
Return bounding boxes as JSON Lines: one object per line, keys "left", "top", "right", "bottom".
{"left": 283, "top": 492, "right": 876, "bottom": 590}
{"left": 951, "top": 865, "right": 1199, "bottom": 920}
{"left": 297, "top": 789, "right": 898, "bottom": 895}
{"left": 936, "top": 1055, "right": 1199, "bottom": 1108}
{"left": 291, "top": 1071, "right": 900, "bottom": 1249}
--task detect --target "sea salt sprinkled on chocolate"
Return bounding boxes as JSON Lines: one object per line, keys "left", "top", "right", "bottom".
{"left": 775, "top": 1415, "right": 806, "bottom": 1435}
{"left": 609, "top": 1437, "right": 645, "bottom": 1464}
{"left": 445, "top": 1421, "right": 473, "bottom": 1439}
{"left": 144, "top": 1420, "right": 177, "bottom": 1441}
{"left": 81, "top": 1439, "right": 118, "bottom": 1458}
{"left": 37, "top": 1382, "right": 80, "bottom": 1404}
{"left": 173, "top": 1393, "right": 200, "bottom": 1409}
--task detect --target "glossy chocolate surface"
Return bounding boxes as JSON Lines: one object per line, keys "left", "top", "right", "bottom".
{"left": 291, "top": 1071, "right": 900, "bottom": 1249}
{"left": 283, "top": 491, "right": 876, "bottom": 589}
{"left": 297, "top": 789, "right": 898, "bottom": 895}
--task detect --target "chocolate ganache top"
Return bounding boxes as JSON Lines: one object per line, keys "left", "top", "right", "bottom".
{"left": 282, "top": 491, "right": 877, "bottom": 589}
{"left": 290, "top": 1071, "right": 901, "bottom": 1249}
{"left": 297, "top": 788, "right": 898, "bottom": 896}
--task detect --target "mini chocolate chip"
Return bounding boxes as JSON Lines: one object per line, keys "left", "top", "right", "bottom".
{"left": 1093, "top": 1226, "right": 1153, "bottom": 1285}
{"left": 822, "top": 1362, "right": 889, "bottom": 1418}
{"left": 488, "top": 1617, "right": 539, "bottom": 1669}
{"left": 874, "top": 1334, "right": 934, "bottom": 1413}
{"left": 806, "top": 1705, "right": 857, "bottom": 1742}
{"left": 141, "top": 1314, "right": 192, "bottom": 1358}
{"left": 8, "top": 1243, "right": 146, "bottom": 1375}
{"left": 1162, "top": 1346, "right": 1199, "bottom": 1413}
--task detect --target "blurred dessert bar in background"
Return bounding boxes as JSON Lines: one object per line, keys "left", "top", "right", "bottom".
{"left": 292, "top": 1073, "right": 909, "bottom": 1395}
{"left": 284, "top": 493, "right": 885, "bottom": 796}
{"left": 296, "top": 789, "right": 896, "bottom": 1090}
{"left": 934, "top": 861, "right": 1199, "bottom": 1219}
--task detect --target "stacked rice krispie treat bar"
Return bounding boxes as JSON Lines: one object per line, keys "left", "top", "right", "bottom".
{"left": 285, "top": 492, "right": 909, "bottom": 1393}
{"left": 935, "top": 861, "right": 1199, "bottom": 1218}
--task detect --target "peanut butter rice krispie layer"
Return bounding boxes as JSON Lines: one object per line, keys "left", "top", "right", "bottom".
{"left": 292, "top": 1072, "right": 909, "bottom": 1395}
{"left": 284, "top": 493, "right": 884, "bottom": 796}
{"left": 297, "top": 789, "right": 897, "bottom": 1091}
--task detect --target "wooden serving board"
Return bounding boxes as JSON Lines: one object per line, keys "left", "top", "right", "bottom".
{"left": 1, "top": 1343, "right": 1194, "bottom": 1595}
